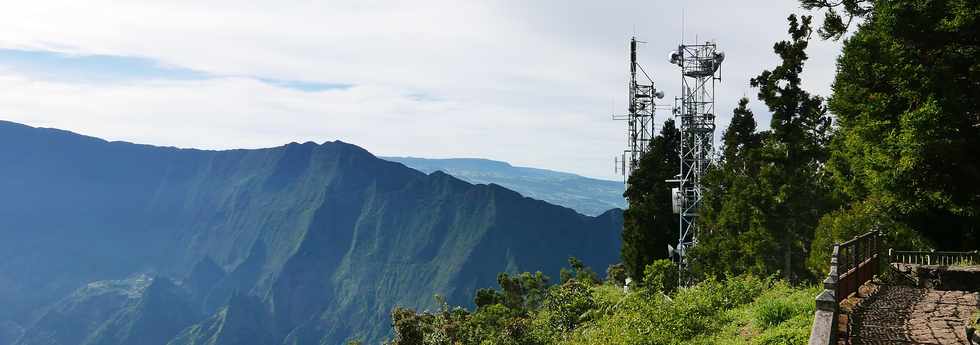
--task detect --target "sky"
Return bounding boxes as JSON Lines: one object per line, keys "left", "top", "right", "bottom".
{"left": 0, "top": 0, "right": 843, "bottom": 180}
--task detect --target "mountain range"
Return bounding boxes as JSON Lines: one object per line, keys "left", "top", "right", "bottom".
{"left": 0, "top": 120, "right": 622, "bottom": 345}
{"left": 381, "top": 157, "right": 626, "bottom": 217}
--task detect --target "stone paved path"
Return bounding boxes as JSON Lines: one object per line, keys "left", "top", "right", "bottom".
{"left": 848, "top": 285, "right": 978, "bottom": 345}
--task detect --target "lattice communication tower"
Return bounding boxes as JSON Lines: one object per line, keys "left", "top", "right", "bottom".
{"left": 668, "top": 42, "right": 724, "bottom": 272}
{"left": 614, "top": 37, "right": 664, "bottom": 193}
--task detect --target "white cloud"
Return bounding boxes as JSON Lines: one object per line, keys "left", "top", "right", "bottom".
{"left": 0, "top": 0, "right": 842, "bottom": 179}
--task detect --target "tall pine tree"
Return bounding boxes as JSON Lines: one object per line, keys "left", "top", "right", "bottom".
{"left": 693, "top": 99, "right": 773, "bottom": 278}
{"left": 695, "top": 15, "right": 833, "bottom": 281}
{"left": 749, "top": 14, "right": 833, "bottom": 281}
{"left": 621, "top": 119, "right": 680, "bottom": 281}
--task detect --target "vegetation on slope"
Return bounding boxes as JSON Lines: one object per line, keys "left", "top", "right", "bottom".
{"left": 385, "top": 260, "right": 818, "bottom": 345}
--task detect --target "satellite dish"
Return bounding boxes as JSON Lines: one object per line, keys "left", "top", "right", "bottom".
{"left": 671, "top": 188, "right": 683, "bottom": 214}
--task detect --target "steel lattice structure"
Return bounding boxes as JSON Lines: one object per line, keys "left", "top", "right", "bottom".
{"left": 669, "top": 42, "right": 723, "bottom": 272}
{"left": 614, "top": 37, "right": 663, "bottom": 192}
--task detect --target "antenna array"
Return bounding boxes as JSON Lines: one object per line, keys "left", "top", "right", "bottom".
{"left": 668, "top": 42, "right": 724, "bottom": 276}
{"left": 613, "top": 37, "right": 664, "bottom": 192}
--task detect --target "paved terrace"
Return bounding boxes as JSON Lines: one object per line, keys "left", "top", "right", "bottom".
{"left": 808, "top": 232, "right": 980, "bottom": 345}
{"left": 847, "top": 284, "right": 978, "bottom": 345}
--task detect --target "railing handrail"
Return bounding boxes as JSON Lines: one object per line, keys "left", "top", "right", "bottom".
{"left": 836, "top": 230, "right": 880, "bottom": 303}
{"left": 890, "top": 250, "right": 979, "bottom": 255}
{"left": 888, "top": 249, "right": 979, "bottom": 266}
{"left": 809, "top": 229, "right": 881, "bottom": 345}
{"left": 839, "top": 230, "right": 877, "bottom": 248}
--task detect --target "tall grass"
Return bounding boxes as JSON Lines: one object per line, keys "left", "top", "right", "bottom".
{"left": 558, "top": 276, "right": 818, "bottom": 345}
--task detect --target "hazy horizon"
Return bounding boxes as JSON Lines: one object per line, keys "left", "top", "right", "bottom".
{"left": 0, "top": 0, "right": 843, "bottom": 180}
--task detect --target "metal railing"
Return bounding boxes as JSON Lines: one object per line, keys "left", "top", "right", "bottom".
{"left": 809, "top": 230, "right": 881, "bottom": 345}
{"left": 836, "top": 231, "right": 880, "bottom": 303}
{"left": 889, "top": 250, "right": 979, "bottom": 266}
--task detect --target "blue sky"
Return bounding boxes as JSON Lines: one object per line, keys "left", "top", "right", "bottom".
{"left": 0, "top": 49, "right": 350, "bottom": 91}
{"left": 0, "top": 0, "right": 842, "bottom": 180}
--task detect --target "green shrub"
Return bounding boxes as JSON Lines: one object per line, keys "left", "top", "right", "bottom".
{"left": 545, "top": 279, "right": 595, "bottom": 333}
{"left": 388, "top": 275, "right": 819, "bottom": 345}
{"left": 474, "top": 288, "right": 503, "bottom": 309}
{"left": 642, "top": 259, "right": 678, "bottom": 294}
{"left": 605, "top": 263, "right": 628, "bottom": 287}
{"left": 560, "top": 257, "right": 599, "bottom": 285}
{"left": 754, "top": 299, "right": 795, "bottom": 328}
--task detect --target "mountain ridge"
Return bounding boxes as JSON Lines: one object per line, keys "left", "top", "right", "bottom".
{"left": 382, "top": 156, "right": 626, "bottom": 216}
{"left": 0, "top": 120, "right": 622, "bottom": 345}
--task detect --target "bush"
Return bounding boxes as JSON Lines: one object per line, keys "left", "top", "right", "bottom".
{"left": 388, "top": 275, "right": 818, "bottom": 345}
{"left": 643, "top": 259, "right": 678, "bottom": 294}
{"left": 560, "top": 257, "right": 599, "bottom": 285}
{"left": 545, "top": 279, "right": 595, "bottom": 333}
{"left": 605, "top": 263, "right": 627, "bottom": 287}
{"left": 754, "top": 299, "right": 795, "bottom": 328}
{"left": 474, "top": 288, "right": 503, "bottom": 309}
{"left": 808, "top": 199, "right": 927, "bottom": 276}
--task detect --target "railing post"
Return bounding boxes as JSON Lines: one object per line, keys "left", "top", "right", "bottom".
{"left": 872, "top": 230, "right": 879, "bottom": 278}
{"left": 852, "top": 240, "right": 859, "bottom": 297}
{"left": 889, "top": 248, "right": 893, "bottom": 265}
{"left": 811, "top": 244, "right": 841, "bottom": 345}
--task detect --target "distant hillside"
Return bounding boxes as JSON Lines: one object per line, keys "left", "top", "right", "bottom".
{"left": 382, "top": 157, "right": 626, "bottom": 216}
{"left": 0, "top": 120, "right": 622, "bottom": 345}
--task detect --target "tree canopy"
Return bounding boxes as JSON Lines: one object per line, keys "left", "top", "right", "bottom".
{"left": 620, "top": 119, "right": 680, "bottom": 281}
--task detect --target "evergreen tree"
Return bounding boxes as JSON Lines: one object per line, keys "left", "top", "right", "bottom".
{"left": 721, "top": 98, "right": 761, "bottom": 165}
{"left": 621, "top": 119, "right": 680, "bottom": 281}
{"left": 812, "top": 0, "right": 980, "bottom": 256}
{"left": 799, "top": 0, "right": 872, "bottom": 39}
{"left": 748, "top": 14, "right": 833, "bottom": 281}
{"left": 692, "top": 99, "right": 772, "bottom": 278}
{"left": 695, "top": 15, "right": 833, "bottom": 281}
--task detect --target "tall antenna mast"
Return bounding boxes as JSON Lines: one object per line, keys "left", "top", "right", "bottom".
{"left": 668, "top": 41, "right": 724, "bottom": 279}
{"left": 613, "top": 37, "right": 664, "bottom": 193}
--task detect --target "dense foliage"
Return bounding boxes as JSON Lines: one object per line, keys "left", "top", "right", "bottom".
{"left": 386, "top": 266, "right": 818, "bottom": 345}
{"left": 620, "top": 119, "right": 681, "bottom": 281}
{"left": 816, "top": 0, "right": 980, "bottom": 253}
{"left": 694, "top": 15, "right": 834, "bottom": 282}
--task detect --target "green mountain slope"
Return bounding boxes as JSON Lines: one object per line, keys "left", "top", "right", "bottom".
{"left": 382, "top": 157, "right": 626, "bottom": 216}
{"left": 82, "top": 277, "right": 199, "bottom": 345}
{"left": 13, "top": 275, "right": 197, "bottom": 345}
{"left": 0, "top": 120, "right": 622, "bottom": 345}
{"left": 167, "top": 294, "right": 277, "bottom": 345}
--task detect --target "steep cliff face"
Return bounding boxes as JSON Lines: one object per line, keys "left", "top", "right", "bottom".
{"left": 0, "top": 121, "right": 622, "bottom": 344}
{"left": 12, "top": 276, "right": 198, "bottom": 345}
